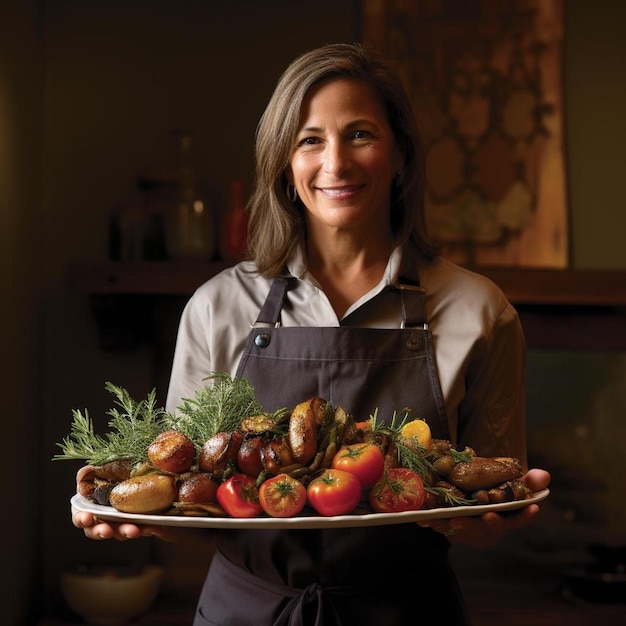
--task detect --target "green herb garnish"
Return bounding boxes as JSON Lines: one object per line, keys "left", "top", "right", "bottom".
{"left": 54, "top": 372, "right": 265, "bottom": 465}
{"left": 53, "top": 382, "right": 166, "bottom": 466}
{"left": 163, "top": 372, "right": 264, "bottom": 451}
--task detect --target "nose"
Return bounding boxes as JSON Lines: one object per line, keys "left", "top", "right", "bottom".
{"left": 323, "top": 140, "right": 351, "bottom": 176}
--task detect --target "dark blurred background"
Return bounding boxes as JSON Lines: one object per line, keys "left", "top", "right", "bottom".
{"left": 2, "top": 1, "right": 625, "bottom": 624}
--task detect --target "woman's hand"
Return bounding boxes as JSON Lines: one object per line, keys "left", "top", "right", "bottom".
{"left": 71, "top": 507, "right": 162, "bottom": 541}
{"left": 417, "top": 468, "right": 551, "bottom": 547}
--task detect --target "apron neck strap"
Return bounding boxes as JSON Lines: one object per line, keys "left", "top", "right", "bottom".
{"left": 252, "top": 276, "right": 293, "bottom": 327}
{"left": 253, "top": 275, "right": 427, "bottom": 330}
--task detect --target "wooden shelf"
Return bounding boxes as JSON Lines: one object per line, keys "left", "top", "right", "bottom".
{"left": 473, "top": 267, "right": 626, "bottom": 307}
{"left": 69, "top": 261, "right": 626, "bottom": 306}
{"left": 68, "top": 261, "right": 626, "bottom": 351}
{"left": 68, "top": 260, "right": 233, "bottom": 296}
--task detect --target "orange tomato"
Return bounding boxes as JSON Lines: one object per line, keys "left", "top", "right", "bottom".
{"left": 331, "top": 442, "right": 385, "bottom": 489}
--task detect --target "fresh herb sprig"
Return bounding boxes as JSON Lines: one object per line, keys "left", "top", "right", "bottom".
{"left": 395, "top": 438, "right": 435, "bottom": 482}
{"left": 425, "top": 486, "right": 477, "bottom": 507}
{"left": 53, "top": 382, "right": 168, "bottom": 466}
{"left": 161, "top": 372, "right": 264, "bottom": 450}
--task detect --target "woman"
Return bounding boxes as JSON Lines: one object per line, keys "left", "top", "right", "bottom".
{"left": 74, "top": 43, "right": 550, "bottom": 625}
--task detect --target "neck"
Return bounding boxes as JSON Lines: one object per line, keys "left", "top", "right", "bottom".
{"left": 306, "top": 237, "right": 392, "bottom": 318}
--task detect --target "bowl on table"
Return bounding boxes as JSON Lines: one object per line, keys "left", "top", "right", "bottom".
{"left": 61, "top": 562, "right": 164, "bottom": 625}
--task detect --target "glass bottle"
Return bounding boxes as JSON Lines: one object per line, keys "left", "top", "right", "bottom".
{"left": 163, "top": 131, "right": 216, "bottom": 260}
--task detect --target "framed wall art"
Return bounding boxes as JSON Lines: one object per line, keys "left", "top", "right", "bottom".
{"left": 363, "top": 0, "right": 568, "bottom": 268}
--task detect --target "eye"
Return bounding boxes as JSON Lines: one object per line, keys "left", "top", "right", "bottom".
{"left": 352, "top": 130, "right": 370, "bottom": 140}
{"left": 297, "top": 136, "right": 321, "bottom": 147}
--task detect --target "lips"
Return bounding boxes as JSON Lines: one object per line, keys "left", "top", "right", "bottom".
{"left": 318, "top": 184, "right": 363, "bottom": 198}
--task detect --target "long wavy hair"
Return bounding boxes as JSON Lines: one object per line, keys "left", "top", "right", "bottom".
{"left": 246, "top": 42, "right": 438, "bottom": 277}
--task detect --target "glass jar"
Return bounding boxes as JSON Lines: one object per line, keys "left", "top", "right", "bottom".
{"left": 142, "top": 131, "right": 216, "bottom": 260}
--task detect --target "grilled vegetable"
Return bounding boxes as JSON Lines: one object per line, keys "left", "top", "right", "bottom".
{"left": 446, "top": 456, "right": 523, "bottom": 492}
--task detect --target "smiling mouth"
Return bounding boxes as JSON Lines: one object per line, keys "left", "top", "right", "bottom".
{"left": 319, "top": 185, "right": 363, "bottom": 198}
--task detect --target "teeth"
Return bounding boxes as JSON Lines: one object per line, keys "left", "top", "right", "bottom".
{"left": 323, "top": 187, "right": 355, "bottom": 196}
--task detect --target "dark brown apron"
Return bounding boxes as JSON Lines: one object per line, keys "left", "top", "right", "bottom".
{"left": 193, "top": 276, "right": 471, "bottom": 626}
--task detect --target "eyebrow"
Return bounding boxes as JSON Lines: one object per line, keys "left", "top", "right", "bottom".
{"left": 298, "top": 119, "right": 378, "bottom": 134}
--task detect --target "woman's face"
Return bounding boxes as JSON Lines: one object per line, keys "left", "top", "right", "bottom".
{"left": 287, "top": 78, "right": 403, "bottom": 239}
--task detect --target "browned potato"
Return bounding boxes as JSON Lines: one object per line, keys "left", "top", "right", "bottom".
{"left": 147, "top": 430, "right": 195, "bottom": 474}
{"left": 93, "top": 459, "right": 132, "bottom": 482}
{"left": 198, "top": 431, "right": 243, "bottom": 474}
{"left": 177, "top": 473, "right": 219, "bottom": 504}
{"left": 109, "top": 474, "right": 177, "bottom": 514}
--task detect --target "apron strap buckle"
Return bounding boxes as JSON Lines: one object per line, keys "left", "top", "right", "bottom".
{"left": 396, "top": 283, "right": 429, "bottom": 330}
{"left": 251, "top": 321, "right": 281, "bottom": 329}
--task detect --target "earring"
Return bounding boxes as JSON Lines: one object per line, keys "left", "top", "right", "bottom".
{"left": 287, "top": 184, "right": 298, "bottom": 202}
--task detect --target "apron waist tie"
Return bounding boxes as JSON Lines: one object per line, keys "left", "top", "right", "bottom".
{"left": 213, "top": 549, "right": 380, "bottom": 626}
{"left": 274, "top": 582, "right": 340, "bottom": 626}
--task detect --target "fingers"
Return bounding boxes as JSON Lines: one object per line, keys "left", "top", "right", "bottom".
{"left": 418, "top": 515, "right": 504, "bottom": 547}
{"left": 417, "top": 505, "right": 542, "bottom": 547}
{"left": 71, "top": 508, "right": 147, "bottom": 541}
{"left": 523, "top": 468, "right": 551, "bottom": 492}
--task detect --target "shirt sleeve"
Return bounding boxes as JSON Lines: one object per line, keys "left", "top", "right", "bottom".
{"left": 165, "top": 293, "right": 214, "bottom": 414}
{"left": 455, "top": 300, "right": 528, "bottom": 469}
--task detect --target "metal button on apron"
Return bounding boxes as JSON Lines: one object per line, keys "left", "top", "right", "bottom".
{"left": 406, "top": 333, "right": 422, "bottom": 350}
{"left": 255, "top": 333, "right": 271, "bottom": 347}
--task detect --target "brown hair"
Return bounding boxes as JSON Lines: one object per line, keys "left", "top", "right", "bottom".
{"left": 246, "top": 42, "right": 437, "bottom": 277}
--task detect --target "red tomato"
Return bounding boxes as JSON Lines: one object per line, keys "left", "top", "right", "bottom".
{"left": 258, "top": 473, "right": 307, "bottom": 518}
{"left": 331, "top": 442, "right": 385, "bottom": 489}
{"left": 216, "top": 474, "right": 263, "bottom": 518}
{"left": 306, "top": 469, "right": 361, "bottom": 516}
{"left": 369, "top": 467, "right": 425, "bottom": 513}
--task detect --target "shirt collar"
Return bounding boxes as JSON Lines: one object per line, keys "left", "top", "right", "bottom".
{"left": 286, "top": 244, "right": 405, "bottom": 291}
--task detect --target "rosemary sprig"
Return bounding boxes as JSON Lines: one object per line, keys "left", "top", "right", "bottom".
{"left": 366, "top": 407, "right": 413, "bottom": 437}
{"left": 395, "top": 438, "right": 434, "bottom": 482}
{"left": 53, "top": 382, "right": 167, "bottom": 466}
{"left": 162, "top": 372, "right": 264, "bottom": 450}
{"left": 425, "top": 485, "right": 477, "bottom": 507}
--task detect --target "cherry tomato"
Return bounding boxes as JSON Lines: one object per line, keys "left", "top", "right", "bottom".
{"left": 331, "top": 442, "right": 385, "bottom": 489}
{"left": 306, "top": 469, "right": 361, "bottom": 516}
{"left": 258, "top": 473, "right": 307, "bottom": 518}
{"left": 216, "top": 474, "right": 263, "bottom": 518}
{"left": 369, "top": 467, "right": 425, "bottom": 513}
